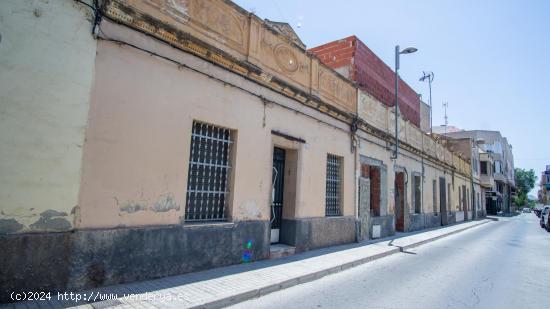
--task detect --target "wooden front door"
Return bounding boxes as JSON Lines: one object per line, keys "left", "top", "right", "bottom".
{"left": 395, "top": 172, "right": 405, "bottom": 232}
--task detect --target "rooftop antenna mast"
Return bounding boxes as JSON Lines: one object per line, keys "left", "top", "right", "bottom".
{"left": 419, "top": 71, "right": 434, "bottom": 134}
{"left": 443, "top": 101, "right": 449, "bottom": 135}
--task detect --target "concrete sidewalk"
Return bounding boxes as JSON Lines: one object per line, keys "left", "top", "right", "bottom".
{"left": 3, "top": 219, "right": 491, "bottom": 309}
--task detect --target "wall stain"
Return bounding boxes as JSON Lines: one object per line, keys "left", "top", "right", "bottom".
{"left": 0, "top": 218, "right": 24, "bottom": 234}
{"left": 29, "top": 209, "right": 71, "bottom": 231}
{"left": 40, "top": 209, "right": 68, "bottom": 218}
{"left": 152, "top": 194, "right": 180, "bottom": 212}
{"left": 119, "top": 202, "right": 148, "bottom": 214}
{"left": 119, "top": 194, "right": 180, "bottom": 214}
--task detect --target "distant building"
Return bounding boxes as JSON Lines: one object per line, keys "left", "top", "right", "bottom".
{"left": 539, "top": 165, "right": 550, "bottom": 204}
{"left": 440, "top": 136, "right": 486, "bottom": 220}
{"left": 432, "top": 125, "right": 463, "bottom": 135}
{"left": 439, "top": 130, "right": 516, "bottom": 214}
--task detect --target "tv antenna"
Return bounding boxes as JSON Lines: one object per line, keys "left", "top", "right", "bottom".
{"left": 443, "top": 101, "right": 449, "bottom": 135}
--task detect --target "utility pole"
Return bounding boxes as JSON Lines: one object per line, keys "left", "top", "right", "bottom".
{"left": 392, "top": 45, "right": 418, "bottom": 159}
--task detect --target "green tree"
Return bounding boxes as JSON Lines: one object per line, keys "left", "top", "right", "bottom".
{"left": 514, "top": 168, "right": 537, "bottom": 207}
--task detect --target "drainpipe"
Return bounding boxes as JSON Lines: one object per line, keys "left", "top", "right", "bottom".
{"left": 351, "top": 117, "right": 360, "bottom": 241}
{"left": 471, "top": 140, "right": 476, "bottom": 220}
{"left": 420, "top": 154, "right": 433, "bottom": 224}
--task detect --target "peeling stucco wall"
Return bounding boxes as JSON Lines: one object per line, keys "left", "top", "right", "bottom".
{"left": 358, "top": 130, "right": 472, "bottom": 221}
{"left": 76, "top": 20, "right": 355, "bottom": 229}
{"left": 0, "top": 0, "right": 97, "bottom": 233}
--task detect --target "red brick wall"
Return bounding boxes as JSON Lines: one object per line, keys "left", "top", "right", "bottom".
{"left": 309, "top": 36, "right": 420, "bottom": 127}
{"left": 308, "top": 36, "right": 355, "bottom": 78}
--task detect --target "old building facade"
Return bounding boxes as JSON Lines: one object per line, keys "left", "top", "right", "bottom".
{"left": 441, "top": 136, "right": 486, "bottom": 220}
{"left": 0, "top": 0, "right": 476, "bottom": 300}
{"left": 441, "top": 130, "right": 516, "bottom": 214}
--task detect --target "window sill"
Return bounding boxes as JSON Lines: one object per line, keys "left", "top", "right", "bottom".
{"left": 183, "top": 221, "right": 234, "bottom": 229}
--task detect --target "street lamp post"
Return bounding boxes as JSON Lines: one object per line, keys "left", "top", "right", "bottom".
{"left": 419, "top": 71, "right": 434, "bottom": 134}
{"left": 392, "top": 45, "right": 418, "bottom": 159}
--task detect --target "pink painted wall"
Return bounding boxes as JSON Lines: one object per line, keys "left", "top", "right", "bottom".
{"left": 77, "top": 22, "right": 355, "bottom": 229}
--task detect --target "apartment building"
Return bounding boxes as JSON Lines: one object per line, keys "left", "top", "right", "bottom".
{"left": 440, "top": 130, "right": 515, "bottom": 214}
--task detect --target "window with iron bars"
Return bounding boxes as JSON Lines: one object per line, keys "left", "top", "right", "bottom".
{"left": 185, "top": 121, "right": 232, "bottom": 222}
{"left": 325, "top": 154, "right": 342, "bottom": 216}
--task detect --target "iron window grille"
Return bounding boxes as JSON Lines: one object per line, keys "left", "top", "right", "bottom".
{"left": 325, "top": 154, "right": 342, "bottom": 216}
{"left": 185, "top": 121, "right": 232, "bottom": 222}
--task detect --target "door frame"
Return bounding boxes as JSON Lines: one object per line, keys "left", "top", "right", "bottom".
{"left": 270, "top": 147, "right": 286, "bottom": 244}
{"left": 439, "top": 177, "right": 448, "bottom": 225}
{"left": 395, "top": 171, "right": 406, "bottom": 232}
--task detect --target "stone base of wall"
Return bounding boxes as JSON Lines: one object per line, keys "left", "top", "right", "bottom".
{"left": 409, "top": 213, "right": 425, "bottom": 232}
{"left": 408, "top": 213, "right": 442, "bottom": 232}
{"left": 456, "top": 211, "right": 465, "bottom": 222}
{"left": 369, "top": 215, "right": 395, "bottom": 239}
{"left": 476, "top": 210, "right": 485, "bottom": 218}
{"left": 280, "top": 216, "right": 356, "bottom": 252}
{"left": 426, "top": 213, "right": 442, "bottom": 228}
{"left": 447, "top": 212, "right": 457, "bottom": 225}
{"left": 0, "top": 221, "right": 269, "bottom": 303}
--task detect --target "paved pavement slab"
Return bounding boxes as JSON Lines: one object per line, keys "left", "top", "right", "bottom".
{"left": 1, "top": 220, "right": 490, "bottom": 309}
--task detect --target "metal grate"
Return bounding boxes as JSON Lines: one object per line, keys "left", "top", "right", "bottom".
{"left": 325, "top": 154, "right": 342, "bottom": 216}
{"left": 185, "top": 121, "right": 232, "bottom": 222}
{"left": 271, "top": 147, "right": 285, "bottom": 230}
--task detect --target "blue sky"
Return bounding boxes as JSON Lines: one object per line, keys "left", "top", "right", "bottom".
{"left": 235, "top": 0, "right": 550, "bottom": 196}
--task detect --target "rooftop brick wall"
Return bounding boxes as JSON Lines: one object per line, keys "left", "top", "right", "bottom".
{"left": 309, "top": 36, "right": 421, "bottom": 127}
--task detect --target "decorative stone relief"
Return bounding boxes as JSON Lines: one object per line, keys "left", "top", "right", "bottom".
{"left": 257, "top": 27, "right": 310, "bottom": 89}
{"left": 144, "top": 0, "right": 190, "bottom": 23}
{"left": 113, "top": 0, "right": 248, "bottom": 55}
{"left": 274, "top": 44, "right": 299, "bottom": 73}
{"left": 318, "top": 67, "right": 356, "bottom": 112}
{"left": 189, "top": 0, "right": 245, "bottom": 48}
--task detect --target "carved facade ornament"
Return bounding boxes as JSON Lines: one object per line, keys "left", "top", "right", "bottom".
{"left": 264, "top": 19, "right": 306, "bottom": 49}
{"left": 259, "top": 29, "right": 309, "bottom": 82}
{"left": 189, "top": 0, "right": 245, "bottom": 48}
{"left": 319, "top": 67, "right": 355, "bottom": 111}
{"left": 144, "top": 0, "right": 190, "bottom": 23}
{"left": 274, "top": 44, "right": 299, "bottom": 73}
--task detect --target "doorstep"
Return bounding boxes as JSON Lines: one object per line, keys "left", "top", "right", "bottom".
{"left": 269, "top": 244, "right": 296, "bottom": 259}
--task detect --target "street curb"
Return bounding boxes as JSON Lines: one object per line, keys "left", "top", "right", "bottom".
{"left": 195, "top": 219, "right": 491, "bottom": 309}
{"left": 400, "top": 220, "right": 491, "bottom": 251}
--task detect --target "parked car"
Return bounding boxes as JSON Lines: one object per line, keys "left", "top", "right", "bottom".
{"left": 540, "top": 206, "right": 550, "bottom": 229}
{"left": 522, "top": 208, "right": 531, "bottom": 213}
{"left": 535, "top": 207, "right": 543, "bottom": 217}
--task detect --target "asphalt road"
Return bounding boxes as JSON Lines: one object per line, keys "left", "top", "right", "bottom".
{"left": 229, "top": 213, "right": 550, "bottom": 309}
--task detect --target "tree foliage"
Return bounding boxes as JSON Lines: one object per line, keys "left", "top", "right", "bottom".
{"left": 514, "top": 168, "right": 537, "bottom": 207}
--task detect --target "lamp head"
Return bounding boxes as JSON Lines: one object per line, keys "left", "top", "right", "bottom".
{"left": 400, "top": 47, "right": 418, "bottom": 54}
